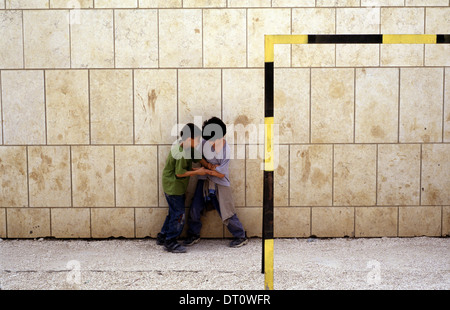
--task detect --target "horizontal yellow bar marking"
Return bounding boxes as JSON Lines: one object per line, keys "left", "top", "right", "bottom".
{"left": 383, "top": 34, "right": 437, "bottom": 44}
{"left": 264, "top": 239, "right": 274, "bottom": 290}
{"left": 264, "top": 117, "right": 274, "bottom": 172}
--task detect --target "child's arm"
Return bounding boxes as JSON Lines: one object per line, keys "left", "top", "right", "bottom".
{"left": 206, "top": 169, "right": 225, "bottom": 178}
{"left": 176, "top": 167, "right": 209, "bottom": 178}
{"left": 199, "top": 158, "right": 218, "bottom": 171}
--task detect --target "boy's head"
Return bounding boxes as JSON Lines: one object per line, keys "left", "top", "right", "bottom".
{"left": 180, "top": 123, "right": 202, "bottom": 148}
{"left": 202, "top": 117, "right": 227, "bottom": 143}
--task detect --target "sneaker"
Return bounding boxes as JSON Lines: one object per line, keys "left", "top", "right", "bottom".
{"left": 183, "top": 234, "right": 200, "bottom": 246}
{"left": 164, "top": 239, "right": 187, "bottom": 253}
{"left": 229, "top": 237, "right": 248, "bottom": 248}
{"left": 156, "top": 233, "right": 166, "bottom": 245}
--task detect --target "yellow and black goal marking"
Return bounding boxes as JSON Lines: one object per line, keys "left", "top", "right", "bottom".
{"left": 262, "top": 34, "right": 450, "bottom": 290}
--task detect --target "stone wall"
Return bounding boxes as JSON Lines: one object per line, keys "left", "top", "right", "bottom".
{"left": 0, "top": 0, "right": 449, "bottom": 239}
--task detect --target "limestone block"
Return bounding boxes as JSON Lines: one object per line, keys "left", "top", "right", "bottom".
{"left": 178, "top": 69, "right": 222, "bottom": 124}
{"left": 399, "top": 206, "right": 441, "bottom": 237}
{"left": 426, "top": 8, "right": 450, "bottom": 34}
{"left": 311, "top": 207, "right": 354, "bottom": 238}
{"left": 292, "top": 45, "right": 335, "bottom": 67}
{"left": 425, "top": 45, "right": 450, "bottom": 67}
{"left": 0, "top": 1, "right": 4, "bottom": 8}
{"left": 380, "top": 44, "right": 423, "bottom": 67}
{"left": 6, "top": 0, "right": 49, "bottom": 8}
{"left": 443, "top": 207, "right": 450, "bottom": 237}
{"left": 274, "top": 207, "right": 310, "bottom": 238}
{"left": 134, "top": 70, "right": 177, "bottom": 144}
{"left": 7, "top": 208, "right": 50, "bottom": 238}
{"left": 1, "top": 70, "right": 45, "bottom": 145}
{"left": 45, "top": 70, "right": 89, "bottom": 144}
{"left": 114, "top": 9, "right": 158, "bottom": 68}
{"left": 0, "top": 78, "right": 2, "bottom": 144}
{"left": 70, "top": 10, "right": 114, "bottom": 68}
{"left": 317, "top": 0, "right": 359, "bottom": 6}
{"left": 334, "top": 144, "right": 377, "bottom": 206}
{"left": 91, "top": 208, "right": 134, "bottom": 238}
{"left": 203, "top": 9, "right": 246, "bottom": 68}
{"left": 196, "top": 209, "right": 224, "bottom": 238}
{"left": 139, "top": 0, "right": 182, "bottom": 8}
{"left": 23, "top": 10, "right": 70, "bottom": 69}
{"left": 71, "top": 146, "right": 115, "bottom": 207}
{"left": 445, "top": 69, "right": 450, "bottom": 142}
{"left": 292, "top": 8, "right": 335, "bottom": 34}
{"left": 355, "top": 207, "right": 397, "bottom": 237}
{"left": 336, "top": 8, "right": 380, "bottom": 34}
{"left": 399, "top": 68, "right": 443, "bottom": 143}
{"left": 50, "top": 0, "right": 93, "bottom": 8}
{"left": 95, "top": 0, "right": 137, "bottom": 7}
{"left": 226, "top": 207, "right": 261, "bottom": 237}
{"left": 377, "top": 144, "right": 421, "bottom": 206}
{"left": 421, "top": 144, "right": 450, "bottom": 205}
{"left": 228, "top": 147, "right": 245, "bottom": 207}
{"left": 0, "top": 147, "right": 27, "bottom": 208}
{"left": 406, "top": 0, "right": 449, "bottom": 6}
{"left": 361, "top": 0, "right": 404, "bottom": 5}
{"left": 381, "top": 8, "right": 424, "bottom": 34}
{"left": 158, "top": 146, "right": 171, "bottom": 207}
{"left": 51, "top": 208, "right": 90, "bottom": 238}
{"left": 274, "top": 68, "right": 310, "bottom": 144}
{"left": 222, "top": 69, "right": 264, "bottom": 144}
{"left": 336, "top": 44, "right": 379, "bottom": 67}
{"left": 248, "top": 9, "right": 291, "bottom": 67}
{"left": 228, "top": 0, "right": 271, "bottom": 7}
{"left": 0, "top": 11, "right": 24, "bottom": 69}
{"left": 311, "top": 68, "right": 354, "bottom": 143}
{"left": 115, "top": 146, "right": 158, "bottom": 207}
{"left": 274, "top": 145, "right": 289, "bottom": 207}
{"left": 183, "top": 0, "right": 226, "bottom": 7}
{"left": 135, "top": 207, "right": 168, "bottom": 238}
{"left": 355, "top": 68, "right": 399, "bottom": 143}
{"left": 273, "top": 0, "right": 315, "bottom": 7}
{"left": 290, "top": 145, "right": 333, "bottom": 206}
{"left": 28, "top": 146, "right": 71, "bottom": 207}
{"left": 246, "top": 145, "right": 263, "bottom": 207}
{"left": 159, "top": 9, "right": 202, "bottom": 68}
{"left": 90, "top": 70, "right": 133, "bottom": 144}
{"left": 0, "top": 209, "right": 5, "bottom": 238}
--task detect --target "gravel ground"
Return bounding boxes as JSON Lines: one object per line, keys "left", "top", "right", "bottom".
{"left": 0, "top": 237, "right": 448, "bottom": 290}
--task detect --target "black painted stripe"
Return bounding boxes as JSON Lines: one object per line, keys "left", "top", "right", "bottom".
{"left": 308, "top": 34, "right": 383, "bottom": 44}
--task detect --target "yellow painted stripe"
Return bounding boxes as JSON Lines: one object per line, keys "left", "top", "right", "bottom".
{"left": 383, "top": 34, "right": 436, "bottom": 44}
{"left": 264, "top": 117, "right": 274, "bottom": 172}
{"left": 265, "top": 35, "right": 309, "bottom": 62}
{"left": 264, "top": 239, "right": 274, "bottom": 290}
{"left": 272, "top": 34, "right": 309, "bottom": 45}
{"left": 265, "top": 35, "right": 274, "bottom": 63}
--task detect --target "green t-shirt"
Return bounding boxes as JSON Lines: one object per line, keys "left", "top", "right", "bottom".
{"left": 162, "top": 144, "right": 201, "bottom": 196}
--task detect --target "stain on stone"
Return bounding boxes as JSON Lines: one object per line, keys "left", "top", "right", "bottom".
{"left": 330, "top": 81, "right": 345, "bottom": 99}
{"left": 371, "top": 125, "right": 385, "bottom": 139}
{"left": 300, "top": 150, "right": 311, "bottom": 183}
{"left": 148, "top": 89, "right": 157, "bottom": 113}
{"left": 234, "top": 115, "right": 250, "bottom": 126}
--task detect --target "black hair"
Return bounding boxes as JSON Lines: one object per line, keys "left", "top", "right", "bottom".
{"left": 180, "top": 123, "right": 202, "bottom": 141}
{"left": 202, "top": 117, "right": 227, "bottom": 141}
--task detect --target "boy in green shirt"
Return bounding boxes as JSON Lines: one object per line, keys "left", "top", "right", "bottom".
{"left": 157, "top": 123, "right": 210, "bottom": 253}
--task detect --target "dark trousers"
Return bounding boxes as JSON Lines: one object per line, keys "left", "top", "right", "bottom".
{"left": 160, "top": 193, "right": 186, "bottom": 240}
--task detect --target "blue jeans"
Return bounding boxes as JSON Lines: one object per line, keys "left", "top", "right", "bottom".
{"left": 187, "top": 180, "right": 245, "bottom": 239}
{"left": 160, "top": 193, "right": 186, "bottom": 240}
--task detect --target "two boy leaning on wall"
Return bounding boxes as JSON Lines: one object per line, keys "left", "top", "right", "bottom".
{"left": 157, "top": 118, "right": 248, "bottom": 253}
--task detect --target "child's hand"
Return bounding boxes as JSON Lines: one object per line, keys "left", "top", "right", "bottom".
{"left": 192, "top": 167, "right": 208, "bottom": 176}
{"left": 207, "top": 163, "right": 219, "bottom": 171}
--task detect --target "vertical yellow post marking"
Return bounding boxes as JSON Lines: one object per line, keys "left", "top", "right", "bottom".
{"left": 264, "top": 239, "right": 274, "bottom": 290}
